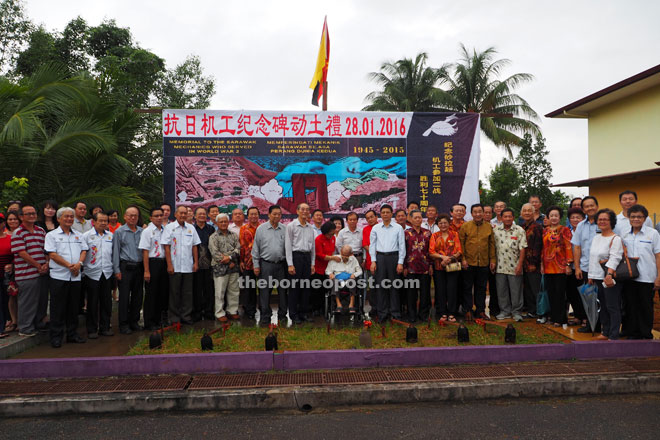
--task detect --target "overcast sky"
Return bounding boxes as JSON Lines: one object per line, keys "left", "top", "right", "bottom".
{"left": 25, "top": 0, "right": 660, "bottom": 197}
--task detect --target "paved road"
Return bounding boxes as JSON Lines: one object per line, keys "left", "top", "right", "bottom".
{"left": 2, "top": 394, "right": 659, "bottom": 439}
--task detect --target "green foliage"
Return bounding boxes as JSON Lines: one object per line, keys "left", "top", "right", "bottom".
{"left": 362, "top": 52, "right": 447, "bottom": 111}
{"left": 482, "top": 134, "right": 571, "bottom": 214}
{"left": 0, "top": 0, "right": 32, "bottom": 77}
{"left": 1, "top": 176, "right": 28, "bottom": 210}
{"left": 3, "top": 13, "right": 216, "bottom": 209}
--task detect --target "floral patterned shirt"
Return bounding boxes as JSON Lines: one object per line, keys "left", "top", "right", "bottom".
{"left": 523, "top": 221, "right": 543, "bottom": 273}
{"left": 542, "top": 226, "right": 573, "bottom": 274}
{"left": 404, "top": 227, "right": 432, "bottom": 274}
{"left": 429, "top": 230, "right": 462, "bottom": 271}
{"left": 239, "top": 222, "right": 259, "bottom": 271}
{"left": 493, "top": 224, "right": 527, "bottom": 275}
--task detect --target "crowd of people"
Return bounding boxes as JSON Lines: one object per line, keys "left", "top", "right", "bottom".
{"left": 0, "top": 189, "right": 659, "bottom": 348}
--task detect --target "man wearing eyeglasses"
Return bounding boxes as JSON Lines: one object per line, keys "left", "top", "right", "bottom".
{"left": 11, "top": 204, "right": 49, "bottom": 336}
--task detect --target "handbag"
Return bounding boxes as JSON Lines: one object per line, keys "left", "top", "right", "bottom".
{"left": 599, "top": 236, "right": 639, "bottom": 281}
{"left": 536, "top": 275, "right": 550, "bottom": 316}
{"left": 445, "top": 261, "right": 462, "bottom": 272}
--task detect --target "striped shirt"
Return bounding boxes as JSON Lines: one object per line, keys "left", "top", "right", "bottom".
{"left": 11, "top": 224, "right": 47, "bottom": 281}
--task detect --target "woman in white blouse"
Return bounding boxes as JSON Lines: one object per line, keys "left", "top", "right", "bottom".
{"left": 588, "top": 209, "right": 624, "bottom": 340}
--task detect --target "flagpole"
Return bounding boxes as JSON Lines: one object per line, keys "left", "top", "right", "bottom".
{"left": 322, "top": 81, "right": 328, "bottom": 111}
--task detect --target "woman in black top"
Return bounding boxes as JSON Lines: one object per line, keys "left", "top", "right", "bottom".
{"left": 35, "top": 200, "right": 59, "bottom": 232}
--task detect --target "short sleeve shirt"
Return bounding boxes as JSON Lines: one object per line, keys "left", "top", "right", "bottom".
{"left": 82, "top": 229, "right": 114, "bottom": 281}
{"left": 493, "top": 224, "right": 528, "bottom": 275}
{"left": 45, "top": 227, "right": 88, "bottom": 281}
{"left": 11, "top": 225, "right": 47, "bottom": 281}
{"left": 161, "top": 221, "right": 201, "bottom": 273}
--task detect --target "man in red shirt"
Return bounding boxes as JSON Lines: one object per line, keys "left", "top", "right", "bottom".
{"left": 449, "top": 203, "right": 466, "bottom": 234}
{"left": 11, "top": 204, "right": 49, "bottom": 336}
{"left": 239, "top": 207, "right": 261, "bottom": 319}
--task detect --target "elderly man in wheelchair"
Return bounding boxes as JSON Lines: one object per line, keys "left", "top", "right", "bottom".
{"left": 326, "top": 244, "right": 363, "bottom": 314}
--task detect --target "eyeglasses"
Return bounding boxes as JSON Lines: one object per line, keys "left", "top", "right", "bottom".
{"left": 629, "top": 215, "right": 645, "bottom": 220}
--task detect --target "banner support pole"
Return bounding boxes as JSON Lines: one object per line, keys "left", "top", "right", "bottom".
{"left": 322, "top": 81, "right": 328, "bottom": 111}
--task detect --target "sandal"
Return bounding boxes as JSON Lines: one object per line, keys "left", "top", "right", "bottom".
{"left": 448, "top": 315, "right": 457, "bottom": 322}
{"left": 0, "top": 332, "right": 9, "bottom": 339}
{"left": 439, "top": 315, "right": 448, "bottom": 322}
{"left": 335, "top": 307, "right": 344, "bottom": 314}
{"left": 553, "top": 323, "right": 562, "bottom": 328}
{"left": 5, "top": 323, "right": 17, "bottom": 332}
{"left": 349, "top": 307, "right": 357, "bottom": 314}
{"left": 568, "top": 319, "right": 581, "bottom": 326}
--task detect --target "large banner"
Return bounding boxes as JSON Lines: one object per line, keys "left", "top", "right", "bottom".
{"left": 163, "top": 110, "right": 480, "bottom": 217}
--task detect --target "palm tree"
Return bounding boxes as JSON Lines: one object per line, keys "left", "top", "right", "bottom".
{"left": 0, "top": 63, "right": 148, "bottom": 215}
{"left": 363, "top": 52, "right": 447, "bottom": 112}
{"left": 437, "top": 44, "right": 540, "bottom": 156}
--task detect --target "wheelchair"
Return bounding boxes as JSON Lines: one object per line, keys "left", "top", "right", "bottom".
{"left": 324, "top": 274, "right": 366, "bottom": 324}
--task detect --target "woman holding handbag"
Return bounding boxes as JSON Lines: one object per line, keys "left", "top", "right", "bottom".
{"left": 541, "top": 206, "right": 574, "bottom": 327}
{"left": 430, "top": 214, "right": 462, "bottom": 322}
{"left": 588, "top": 209, "right": 624, "bottom": 340}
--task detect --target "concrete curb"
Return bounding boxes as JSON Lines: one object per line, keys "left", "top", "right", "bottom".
{"left": 1, "top": 373, "right": 659, "bottom": 417}
{"left": 2, "top": 340, "right": 660, "bottom": 380}
{"left": 0, "top": 332, "right": 49, "bottom": 360}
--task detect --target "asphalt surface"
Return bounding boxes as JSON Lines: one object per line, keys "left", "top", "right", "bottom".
{"left": 2, "top": 394, "right": 659, "bottom": 439}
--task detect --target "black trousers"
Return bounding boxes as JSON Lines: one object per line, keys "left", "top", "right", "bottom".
{"left": 624, "top": 281, "right": 654, "bottom": 339}
{"left": 49, "top": 278, "right": 81, "bottom": 343}
{"left": 407, "top": 273, "right": 431, "bottom": 321}
{"left": 488, "top": 271, "right": 500, "bottom": 316}
{"left": 258, "top": 260, "right": 288, "bottom": 321}
{"left": 193, "top": 267, "right": 214, "bottom": 321}
{"left": 376, "top": 252, "right": 401, "bottom": 321}
{"left": 434, "top": 270, "right": 459, "bottom": 316}
{"left": 169, "top": 272, "right": 193, "bottom": 324}
{"left": 545, "top": 273, "right": 567, "bottom": 324}
{"left": 288, "top": 251, "right": 311, "bottom": 320}
{"left": 241, "top": 269, "right": 258, "bottom": 317}
{"left": 85, "top": 274, "right": 112, "bottom": 333}
{"left": 523, "top": 271, "right": 541, "bottom": 315}
{"left": 118, "top": 262, "right": 144, "bottom": 329}
{"left": 463, "top": 266, "right": 489, "bottom": 315}
{"left": 566, "top": 272, "right": 586, "bottom": 321}
{"left": 144, "top": 258, "right": 169, "bottom": 328}
{"left": 310, "top": 273, "right": 327, "bottom": 314}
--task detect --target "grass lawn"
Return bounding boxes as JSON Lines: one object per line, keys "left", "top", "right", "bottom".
{"left": 127, "top": 320, "right": 568, "bottom": 356}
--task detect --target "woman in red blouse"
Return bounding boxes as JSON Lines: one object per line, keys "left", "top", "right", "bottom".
{"left": 542, "top": 205, "right": 573, "bottom": 326}
{"left": 0, "top": 214, "right": 15, "bottom": 336}
{"left": 313, "top": 222, "right": 339, "bottom": 315}
{"left": 429, "top": 214, "right": 462, "bottom": 322}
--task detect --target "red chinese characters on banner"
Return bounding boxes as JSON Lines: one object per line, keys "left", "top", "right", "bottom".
{"left": 164, "top": 114, "right": 182, "bottom": 135}
{"left": 272, "top": 114, "right": 289, "bottom": 136}
{"left": 186, "top": 115, "right": 196, "bottom": 135}
{"left": 201, "top": 114, "right": 218, "bottom": 136}
{"left": 254, "top": 114, "right": 272, "bottom": 136}
{"left": 307, "top": 114, "right": 324, "bottom": 136}
{"left": 325, "top": 115, "right": 342, "bottom": 137}
{"left": 237, "top": 114, "right": 253, "bottom": 136}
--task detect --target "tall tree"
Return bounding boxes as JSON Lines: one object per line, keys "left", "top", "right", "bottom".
{"left": 0, "top": 63, "right": 148, "bottom": 214}
{"left": 363, "top": 52, "right": 446, "bottom": 111}
{"left": 438, "top": 44, "right": 540, "bottom": 156}
{"left": 0, "top": 0, "right": 32, "bottom": 77}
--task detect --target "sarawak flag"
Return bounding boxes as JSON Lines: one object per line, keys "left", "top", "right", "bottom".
{"left": 309, "top": 17, "right": 330, "bottom": 106}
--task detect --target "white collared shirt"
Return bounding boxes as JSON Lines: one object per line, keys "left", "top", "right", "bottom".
{"left": 369, "top": 221, "right": 406, "bottom": 264}
{"left": 82, "top": 229, "right": 114, "bottom": 281}
{"left": 422, "top": 220, "right": 440, "bottom": 234}
{"left": 161, "top": 221, "right": 201, "bottom": 273}
{"left": 614, "top": 212, "right": 653, "bottom": 236}
{"left": 138, "top": 222, "right": 165, "bottom": 259}
{"left": 335, "top": 227, "right": 363, "bottom": 255}
{"left": 45, "top": 227, "right": 88, "bottom": 281}
{"left": 72, "top": 217, "right": 92, "bottom": 234}
{"left": 621, "top": 226, "right": 660, "bottom": 283}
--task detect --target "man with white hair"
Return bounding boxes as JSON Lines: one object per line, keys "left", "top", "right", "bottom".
{"left": 326, "top": 245, "right": 362, "bottom": 313}
{"left": 209, "top": 213, "right": 241, "bottom": 322}
{"left": 45, "top": 207, "right": 88, "bottom": 348}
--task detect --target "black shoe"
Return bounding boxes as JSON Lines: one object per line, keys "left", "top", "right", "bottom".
{"left": 301, "top": 315, "right": 314, "bottom": 323}
{"left": 278, "top": 314, "right": 288, "bottom": 321}
{"left": 119, "top": 327, "right": 132, "bottom": 335}
{"left": 67, "top": 334, "right": 86, "bottom": 344}
{"left": 130, "top": 324, "right": 143, "bottom": 332}
{"left": 203, "top": 314, "right": 216, "bottom": 321}
{"left": 181, "top": 320, "right": 193, "bottom": 325}
{"left": 293, "top": 317, "right": 304, "bottom": 325}
{"left": 577, "top": 326, "right": 594, "bottom": 333}
{"left": 51, "top": 339, "right": 62, "bottom": 348}
{"left": 87, "top": 332, "right": 99, "bottom": 339}
{"left": 36, "top": 322, "right": 50, "bottom": 331}
{"left": 100, "top": 329, "right": 115, "bottom": 336}
{"left": 246, "top": 313, "right": 256, "bottom": 320}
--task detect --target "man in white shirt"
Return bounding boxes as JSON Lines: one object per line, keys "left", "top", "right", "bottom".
{"left": 82, "top": 211, "right": 114, "bottom": 338}
{"left": 421, "top": 205, "right": 440, "bottom": 234}
{"left": 614, "top": 190, "right": 653, "bottom": 235}
{"left": 228, "top": 207, "right": 245, "bottom": 235}
{"left": 311, "top": 209, "right": 324, "bottom": 238}
{"left": 370, "top": 204, "right": 405, "bottom": 323}
{"left": 336, "top": 212, "right": 363, "bottom": 261}
{"left": 285, "top": 203, "right": 315, "bottom": 324}
{"left": 491, "top": 201, "right": 506, "bottom": 227}
{"left": 45, "top": 207, "right": 88, "bottom": 348}
{"left": 162, "top": 206, "right": 201, "bottom": 325}
{"left": 327, "top": 245, "right": 363, "bottom": 313}
{"left": 139, "top": 207, "right": 168, "bottom": 330}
